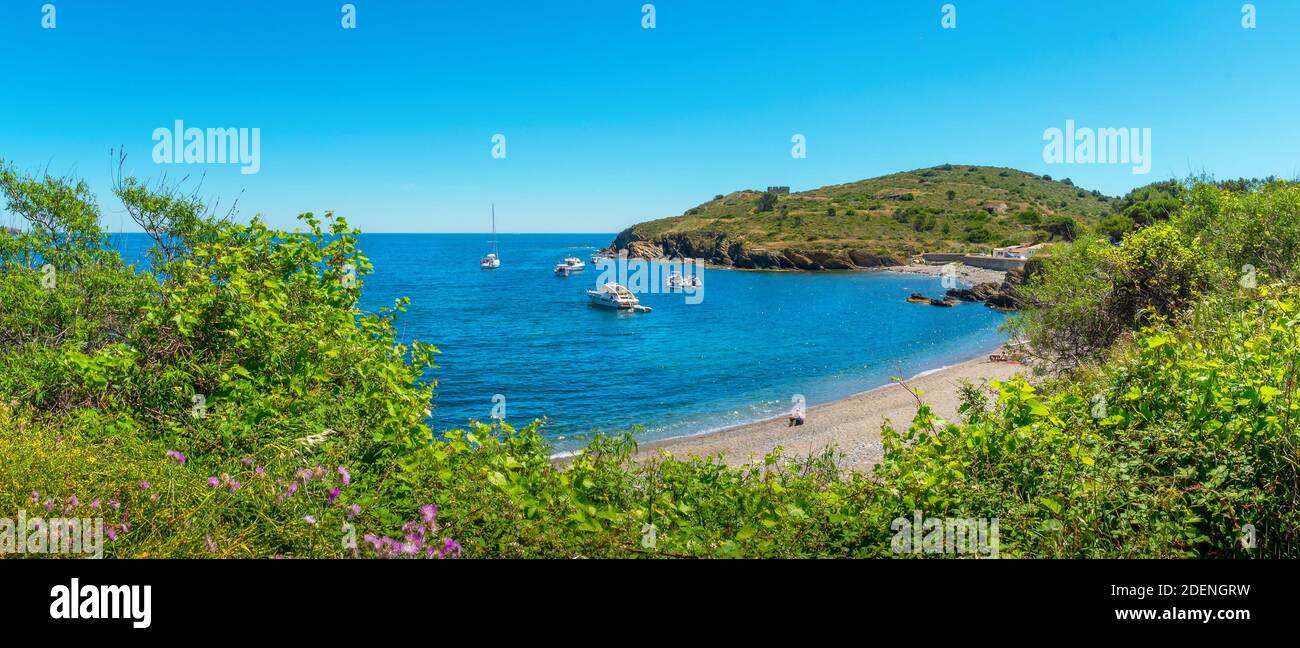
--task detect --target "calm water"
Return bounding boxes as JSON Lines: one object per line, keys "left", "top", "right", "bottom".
{"left": 112, "top": 233, "right": 1008, "bottom": 451}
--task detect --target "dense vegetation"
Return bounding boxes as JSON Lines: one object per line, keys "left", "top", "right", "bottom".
{"left": 2, "top": 160, "right": 1296, "bottom": 558}
{"left": 620, "top": 164, "right": 1114, "bottom": 259}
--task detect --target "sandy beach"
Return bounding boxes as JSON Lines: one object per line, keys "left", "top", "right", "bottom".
{"left": 877, "top": 263, "right": 1009, "bottom": 286}
{"left": 635, "top": 355, "right": 1027, "bottom": 473}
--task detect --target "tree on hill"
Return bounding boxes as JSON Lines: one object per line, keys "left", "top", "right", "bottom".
{"left": 1044, "top": 215, "right": 1079, "bottom": 241}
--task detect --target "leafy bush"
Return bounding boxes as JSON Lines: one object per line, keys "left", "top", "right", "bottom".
{"left": 1098, "top": 214, "right": 1135, "bottom": 242}
{"left": 1011, "top": 223, "right": 1210, "bottom": 367}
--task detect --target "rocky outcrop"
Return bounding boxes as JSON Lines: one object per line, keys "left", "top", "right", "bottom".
{"left": 945, "top": 279, "right": 1023, "bottom": 310}
{"left": 608, "top": 227, "right": 905, "bottom": 271}
{"left": 847, "top": 250, "right": 901, "bottom": 267}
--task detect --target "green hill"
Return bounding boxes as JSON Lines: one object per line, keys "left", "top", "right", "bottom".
{"left": 610, "top": 164, "right": 1114, "bottom": 269}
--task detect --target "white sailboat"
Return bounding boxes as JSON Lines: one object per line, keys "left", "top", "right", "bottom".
{"left": 479, "top": 204, "right": 500, "bottom": 269}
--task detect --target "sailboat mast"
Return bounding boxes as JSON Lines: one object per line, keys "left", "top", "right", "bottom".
{"left": 491, "top": 204, "right": 498, "bottom": 255}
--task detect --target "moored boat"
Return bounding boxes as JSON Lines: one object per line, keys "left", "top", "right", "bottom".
{"left": 554, "top": 257, "right": 586, "bottom": 275}
{"left": 587, "top": 283, "right": 651, "bottom": 312}
{"left": 480, "top": 204, "right": 501, "bottom": 269}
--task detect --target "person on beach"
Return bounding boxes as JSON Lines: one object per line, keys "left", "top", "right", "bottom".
{"left": 788, "top": 406, "right": 805, "bottom": 427}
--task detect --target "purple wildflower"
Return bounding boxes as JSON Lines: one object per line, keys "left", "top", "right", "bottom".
{"left": 337, "top": 466, "right": 351, "bottom": 486}
{"left": 439, "top": 538, "right": 463, "bottom": 559}
{"left": 241, "top": 457, "right": 254, "bottom": 466}
{"left": 205, "top": 535, "right": 217, "bottom": 553}
{"left": 420, "top": 504, "right": 438, "bottom": 525}
{"left": 328, "top": 488, "right": 340, "bottom": 503}
{"left": 105, "top": 526, "right": 118, "bottom": 541}
{"left": 402, "top": 521, "right": 425, "bottom": 546}
{"left": 138, "top": 480, "right": 150, "bottom": 490}
{"left": 109, "top": 498, "right": 120, "bottom": 510}
{"left": 30, "top": 491, "right": 38, "bottom": 503}
{"left": 255, "top": 466, "right": 266, "bottom": 478}
{"left": 303, "top": 515, "right": 317, "bottom": 526}
{"left": 165, "top": 450, "right": 186, "bottom": 465}
{"left": 69, "top": 495, "right": 79, "bottom": 507}
{"left": 347, "top": 504, "right": 361, "bottom": 520}
{"left": 208, "top": 477, "right": 220, "bottom": 488}
{"left": 43, "top": 499, "right": 54, "bottom": 512}
{"left": 90, "top": 499, "right": 100, "bottom": 509}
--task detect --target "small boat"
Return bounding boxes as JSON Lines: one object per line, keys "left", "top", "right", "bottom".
{"left": 587, "top": 283, "right": 651, "bottom": 312}
{"left": 479, "top": 204, "right": 501, "bottom": 269}
{"left": 666, "top": 271, "right": 702, "bottom": 289}
{"left": 554, "top": 257, "right": 586, "bottom": 275}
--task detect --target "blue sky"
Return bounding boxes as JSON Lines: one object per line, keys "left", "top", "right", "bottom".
{"left": 1, "top": 0, "right": 1297, "bottom": 233}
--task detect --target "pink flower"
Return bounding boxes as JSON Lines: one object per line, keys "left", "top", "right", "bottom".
{"left": 165, "top": 450, "right": 186, "bottom": 465}
{"left": 439, "top": 538, "right": 463, "bottom": 559}
{"left": 205, "top": 535, "right": 217, "bottom": 553}
{"left": 347, "top": 504, "right": 361, "bottom": 520}
{"left": 241, "top": 457, "right": 254, "bottom": 466}
{"left": 29, "top": 491, "right": 38, "bottom": 503}
{"left": 138, "top": 480, "right": 150, "bottom": 490}
{"left": 337, "top": 466, "right": 351, "bottom": 486}
{"left": 255, "top": 466, "right": 266, "bottom": 478}
{"left": 303, "top": 515, "right": 317, "bottom": 526}
{"left": 68, "top": 495, "right": 79, "bottom": 507}
{"left": 420, "top": 504, "right": 438, "bottom": 525}
{"left": 208, "top": 477, "right": 220, "bottom": 488}
{"left": 90, "top": 499, "right": 100, "bottom": 509}
{"left": 109, "top": 498, "right": 120, "bottom": 509}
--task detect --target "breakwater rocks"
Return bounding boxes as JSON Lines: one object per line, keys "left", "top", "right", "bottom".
{"left": 610, "top": 229, "right": 904, "bottom": 271}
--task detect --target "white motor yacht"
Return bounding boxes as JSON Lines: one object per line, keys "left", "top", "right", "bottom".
{"left": 587, "top": 283, "right": 651, "bottom": 311}
{"left": 553, "top": 257, "right": 586, "bottom": 275}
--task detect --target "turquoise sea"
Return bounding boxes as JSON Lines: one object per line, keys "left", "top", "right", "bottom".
{"left": 114, "top": 233, "right": 1009, "bottom": 452}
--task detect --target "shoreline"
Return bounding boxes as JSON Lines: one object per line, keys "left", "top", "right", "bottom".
{"left": 632, "top": 256, "right": 1008, "bottom": 286}
{"left": 627, "top": 350, "right": 1026, "bottom": 472}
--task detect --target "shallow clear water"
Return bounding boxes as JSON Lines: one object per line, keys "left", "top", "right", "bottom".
{"left": 112, "top": 233, "right": 1009, "bottom": 451}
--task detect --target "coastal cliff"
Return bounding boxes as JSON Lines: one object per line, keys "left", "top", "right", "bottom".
{"left": 607, "top": 164, "right": 1110, "bottom": 270}
{"left": 609, "top": 229, "right": 903, "bottom": 270}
